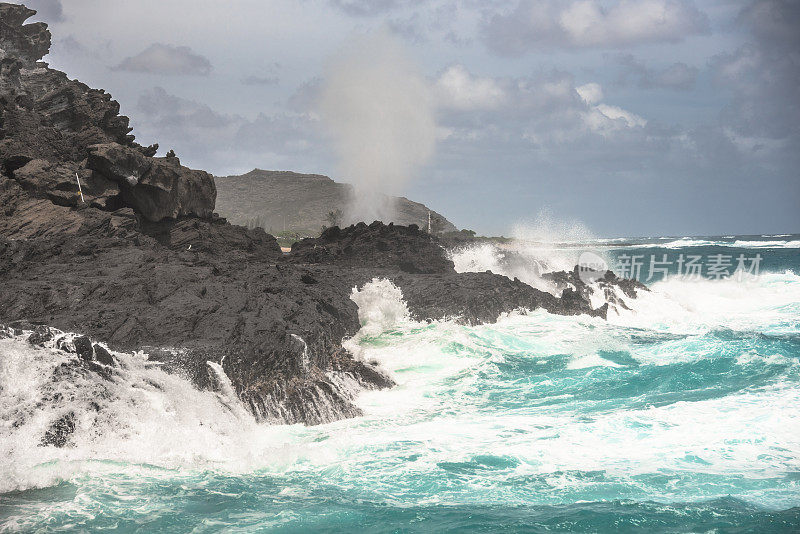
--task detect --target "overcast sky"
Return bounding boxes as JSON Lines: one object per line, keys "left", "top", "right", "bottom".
{"left": 25, "top": 0, "right": 800, "bottom": 236}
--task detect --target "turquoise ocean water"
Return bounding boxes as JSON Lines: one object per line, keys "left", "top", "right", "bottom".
{"left": 1, "top": 234, "right": 799, "bottom": 532}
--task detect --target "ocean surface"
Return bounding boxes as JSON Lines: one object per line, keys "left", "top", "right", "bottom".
{"left": 1, "top": 234, "right": 799, "bottom": 533}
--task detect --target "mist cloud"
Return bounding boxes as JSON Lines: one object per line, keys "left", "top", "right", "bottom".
{"left": 318, "top": 29, "right": 436, "bottom": 224}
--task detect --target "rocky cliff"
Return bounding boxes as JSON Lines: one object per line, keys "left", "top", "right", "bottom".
{"left": 215, "top": 169, "right": 457, "bottom": 235}
{"left": 0, "top": 3, "right": 215, "bottom": 224}
{"left": 0, "top": 3, "right": 643, "bottom": 447}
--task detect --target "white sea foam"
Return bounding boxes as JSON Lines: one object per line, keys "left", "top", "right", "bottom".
{"left": 448, "top": 210, "right": 603, "bottom": 293}
{"left": 608, "top": 270, "right": 800, "bottom": 336}
{"left": 0, "top": 331, "right": 308, "bottom": 493}
{"left": 730, "top": 239, "right": 800, "bottom": 248}
{"left": 300, "top": 294, "right": 800, "bottom": 507}
{"left": 619, "top": 238, "right": 800, "bottom": 249}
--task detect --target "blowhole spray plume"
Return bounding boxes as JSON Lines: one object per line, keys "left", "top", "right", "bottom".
{"left": 319, "top": 29, "right": 436, "bottom": 225}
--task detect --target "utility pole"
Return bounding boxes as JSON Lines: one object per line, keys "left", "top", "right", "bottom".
{"left": 75, "top": 173, "right": 85, "bottom": 203}
{"left": 427, "top": 210, "right": 431, "bottom": 233}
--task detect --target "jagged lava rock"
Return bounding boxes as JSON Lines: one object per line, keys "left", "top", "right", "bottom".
{"left": 290, "top": 221, "right": 454, "bottom": 274}
{"left": 87, "top": 143, "right": 215, "bottom": 222}
{"left": 0, "top": 3, "right": 49, "bottom": 62}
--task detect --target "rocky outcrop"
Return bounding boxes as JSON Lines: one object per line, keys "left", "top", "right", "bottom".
{"left": 10, "top": 158, "right": 121, "bottom": 208}
{"left": 394, "top": 270, "right": 608, "bottom": 324}
{"left": 542, "top": 266, "right": 648, "bottom": 311}
{"left": 87, "top": 143, "right": 216, "bottom": 221}
{"left": 290, "top": 221, "right": 454, "bottom": 274}
{"left": 0, "top": 3, "right": 49, "bottom": 62}
{"left": 0, "top": 4, "right": 201, "bottom": 223}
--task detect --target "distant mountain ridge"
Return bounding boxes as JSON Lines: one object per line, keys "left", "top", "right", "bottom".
{"left": 214, "top": 169, "right": 457, "bottom": 235}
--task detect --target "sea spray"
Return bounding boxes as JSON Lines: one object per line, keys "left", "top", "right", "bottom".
{"left": 318, "top": 29, "right": 436, "bottom": 224}
{"left": 349, "top": 277, "right": 410, "bottom": 336}
{"left": 448, "top": 210, "right": 606, "bottom": 293}
{"left": 511, "top": 208, "right": 597, "bottom": 245}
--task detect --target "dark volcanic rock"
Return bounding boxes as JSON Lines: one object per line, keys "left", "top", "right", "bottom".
{"left": 0, "top": 7, "right": 138, "bottom": 166}
{"left": 394, "top": 271, "right": 606, "bottom": 324}
{"left": 93, "top": 344, "right": 115, "bottom": 366}
{"left": 41, "top": 412, "right": 75, "bottom": 448}
{"left": 291, "top": 221, "right": 454, "bottom": 274}
{"left": 12, "top": 158, "right": 121, "bottom": 208}
{"left": 87, "top": 143, "right": 216, "bottom": 222}
{"left": 542, "top": 265, "right": 648, "bottom": 310}
{"left": 73, "top": 335, "right": 94, "bottom": 362}
{"left": 0, "top": 5, "right": 213, "bottom": 224}
{"left": 137, "top": 213, "right": 280, "bottom": 256}
{"left": 0, "top": 3, "right": 49, "bottom": 62}
{"left": 26, "top": 324, "right": 53, "bottom": 345}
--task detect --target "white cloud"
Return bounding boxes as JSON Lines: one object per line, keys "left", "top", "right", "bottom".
{"left": 575, "top": 83, "right": 648, "bottom": 134}
{"left": 433, "top": 66, "right": 649, "bottom": 149}
{"left": 482, "top": 0, "right": 709, "bottom": 55}
{"left": 594, "top": 103, "right": 647, "bottom": 128}
{"left": 561, "top": 0, "right": 701, "bottom": 46}
{"left": 576, "top": 82, "right": 603, "bottom": 105}
{"left": 435, "top": 65, "right": 506, "bottom": 110}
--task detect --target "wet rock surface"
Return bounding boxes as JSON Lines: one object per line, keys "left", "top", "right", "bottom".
{"left": 0, "top": 3, "right": 643, "bottom": 432}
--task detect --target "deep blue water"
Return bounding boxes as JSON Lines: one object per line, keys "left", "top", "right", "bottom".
{"left": 1, "top": 234, "right": 798, "bottom": 532}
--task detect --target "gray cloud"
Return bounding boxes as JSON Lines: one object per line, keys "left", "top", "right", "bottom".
{"left": 241, "top": 75, "right": 279, "bottom": 86}
{"left": 26, "top": 0, "right": 64, "bottom": 23}
{"left": 114, "top": 44, "right": 212, "bottom": 76}
{"left": 287, "top": 78, "right": 322, "bottom": 113}
{"left": 431, "top": 64, "right": 758, "bottom": 185}
{"left": 435, "top": 66, "right": 652, "bottom": 154}
{"left": 329, "top": 0, "right": 422, "bottom": 17}
{"left": 135, "top": 87, "right": 324, "bottom": 172}
{"left": 53, "top": 35, "right": 114, "bottom": 61}
{"left": 138, "top": 87, "right": 234, "bottom": 131}
{"left": 709, "top": 0, "right": 800, "bottom": 142}
{"left": 739, "top": 0, "right": 800, "bottom": 51}
{"left": 481, "top": 0, "right": 709, "bottom": 55}
{"left": 616, "top": 54, "right": 698, "bottom": 90}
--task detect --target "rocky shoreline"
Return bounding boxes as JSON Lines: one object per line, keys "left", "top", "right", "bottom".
{"left": 0, "top": 3, "right": 645, "bottom": 443}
